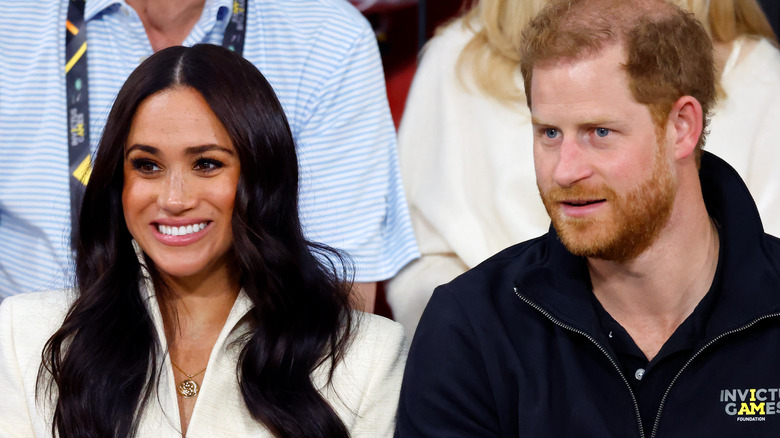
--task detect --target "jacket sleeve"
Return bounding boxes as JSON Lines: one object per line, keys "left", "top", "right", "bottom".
{"left": 349, "top": 316, "right": 408, "bottom": 437}
{"left": 0, "top": 297, "right": 39, "bottom": 437}
{"left": 395, "top": 285, "right": 500, "bottom": 437}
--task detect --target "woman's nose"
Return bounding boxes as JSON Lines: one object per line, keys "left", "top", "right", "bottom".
{"left": 157, "top": 170, "right": 196, "bottom": 213}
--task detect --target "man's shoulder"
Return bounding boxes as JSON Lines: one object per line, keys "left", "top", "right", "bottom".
{"left": 249, "top": 0, "right": 376, "bottom": 78}
{"left": 437, "top": 234, "right": 551, "bottom": 303}
{"left": 412, "top": 235, "right": 555, "bottom": 359}
{"left": 255, "top": 0, "right": 370, "bottom": 38}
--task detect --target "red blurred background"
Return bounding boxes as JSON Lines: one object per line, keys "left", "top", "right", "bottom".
{"left": 355, "top": 1, "right": 466, "bottom": 128}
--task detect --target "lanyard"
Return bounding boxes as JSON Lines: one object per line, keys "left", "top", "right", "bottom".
{"left": 65, "top": 0, "right": 248, "bottom": 244}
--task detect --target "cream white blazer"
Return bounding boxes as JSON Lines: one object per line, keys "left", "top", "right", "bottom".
{"left": 0, "top": 279, "right": 407, "bottom": 437}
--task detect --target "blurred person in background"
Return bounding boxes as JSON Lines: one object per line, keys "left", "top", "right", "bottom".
{"left": 668, "top": 0, "right": 780, "bottom": 226}
{"left": 387, "top": 0, "right": 551, "bottom": 337}
{"left": 387, "top": 0, "right": 780, "bottom": 338}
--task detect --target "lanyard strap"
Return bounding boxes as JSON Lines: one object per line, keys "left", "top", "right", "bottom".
{"left": 65, "top": 0, "right": 248, "bottom": 244}
{"left": 65, "top": 0, "right": 90, "bottom": 243}
{"left": 224, "top": 0, "right": 248, "bottom": 55}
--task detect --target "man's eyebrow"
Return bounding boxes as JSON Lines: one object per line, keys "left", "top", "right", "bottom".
{"left": 531, "top": 116, "right": 552, "bottom": 126}
{"left": 581, "top": 119, "right": 617, "bottom": 127}
{"left": 531, "top": 118, "right": 621, "bottom": 127}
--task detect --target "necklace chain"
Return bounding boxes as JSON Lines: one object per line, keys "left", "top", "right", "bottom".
{"left": 171, "top": 359, "right": 207, "bottom": 399}
{"left": 171, "top": 360, "right": 207, "bottom": 378}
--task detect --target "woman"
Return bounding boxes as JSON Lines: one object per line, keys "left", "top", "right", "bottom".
{"left": 668, "top": 0, "right": 780, "bottom": 224}
{"left": 386, "top": 0, "right": 552, "bottom": 338}
{"left": 0, "top": 44, "right": 406, "bottom": 437}
{"left": 387, "top": 0, "right": 780, "bottom": 338}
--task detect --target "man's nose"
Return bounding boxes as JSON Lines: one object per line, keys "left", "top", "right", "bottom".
{"left": 552, "top": 139, "right": 593, "bottom": 187}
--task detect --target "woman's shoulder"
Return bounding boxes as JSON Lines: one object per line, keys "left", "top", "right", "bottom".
{"left": 0, "top": 289, "right": 74, "bottom": 346}
{"left": 350, "top": 312, "right": 408, "bottom": 351}
{"left": 352, "top": 311, "right": 406, "bottom": 343}
{"left": 341, "top": 312, "right": 407, "bottom": 366}
{"left": 318, "top": 312, "right": 408, "bottom": 434}
{"left": 1, "top": 289, "right": 74, "bottom": 320}
{"left": 420, "top": 17, "right": 478, "bottom": 67}
{"left": 0, "top": 290, "right": 74, "bottom": 411}
{"left": 725, "top": 37, "right": 780, "bottom": 86}
{"left": 320, "top": 312, "right": 408, "bottom": 384}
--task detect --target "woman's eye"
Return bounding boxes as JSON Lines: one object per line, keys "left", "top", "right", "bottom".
{"left": 194, "top": 158, "right": 224, "bottom": 172}
{"left": 594, "top": 127, "right": 611, "bottom": 138}
{"left": 130, "top": 158, "right": 160, "bottom": 174}
{"left": 544, "top": 128, "right": 559, "bottom": 139}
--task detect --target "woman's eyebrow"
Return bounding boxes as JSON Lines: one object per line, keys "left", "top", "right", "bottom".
{"left": 125, "top": 144, "right": 158, "bottom": 157}
{"left": 125, "top": 144, "right": 235, "bottom": 157}
{"left": 184, "top": 144, "right": 235, "bottom": 155}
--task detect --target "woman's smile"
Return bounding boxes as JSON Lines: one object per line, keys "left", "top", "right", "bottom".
{"left": 151, "top": 220, "right": 213, "bottom": 246}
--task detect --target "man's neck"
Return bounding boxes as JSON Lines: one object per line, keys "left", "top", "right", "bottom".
{"left": 588, "top": 183, "right": 720, "bottom": 361}
{"left": 126, "top": 0, "right": 206, "bottom": 51}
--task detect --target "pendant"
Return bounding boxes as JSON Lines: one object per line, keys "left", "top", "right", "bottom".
{"left": 177, "top": 378, "right": 199, "bottom": 398}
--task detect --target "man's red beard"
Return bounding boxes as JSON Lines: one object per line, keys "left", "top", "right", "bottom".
{"left": 539, "top": 140, "right": 677, "bottom": 262}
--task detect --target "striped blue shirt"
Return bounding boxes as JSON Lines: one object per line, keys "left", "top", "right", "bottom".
{"left": 0, "top": 0, "right": 419, "bottom": 297}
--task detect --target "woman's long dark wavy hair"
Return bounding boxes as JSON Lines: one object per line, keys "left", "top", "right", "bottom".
{"left": 38, "top": 44, "right": 355, "bottom": 437}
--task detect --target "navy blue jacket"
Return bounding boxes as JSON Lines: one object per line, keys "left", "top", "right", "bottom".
{"left": 397, "top": 153, "right": 780, "bottom": 437}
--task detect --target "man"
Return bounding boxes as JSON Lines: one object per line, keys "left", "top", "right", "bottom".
{"left": 397, "top": 0, "right": 780, "bottom": 435}
{"left": 0, "top": 0, "right": 419, "bottom": 309}
{"left": 758, "top": 0, "right": 780, "bottom": 37}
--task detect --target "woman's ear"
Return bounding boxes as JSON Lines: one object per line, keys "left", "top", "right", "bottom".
{"left": 669, "top": 95, "right": 704, "bottom": 161}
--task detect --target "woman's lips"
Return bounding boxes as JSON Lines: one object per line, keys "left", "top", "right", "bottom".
{"left": 150, "top": 221, "right": 212, "bottom": 246}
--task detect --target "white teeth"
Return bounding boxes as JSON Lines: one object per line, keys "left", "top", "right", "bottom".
{"left": 157, "top": 222, "right": 207, "bottom": 236}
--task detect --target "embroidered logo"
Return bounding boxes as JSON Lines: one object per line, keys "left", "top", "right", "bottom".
{"left": 720, "top": 388, "right": 780, "bottom": 422}
{"left": 69, "top": 107, "right": 85, "bottom": 147}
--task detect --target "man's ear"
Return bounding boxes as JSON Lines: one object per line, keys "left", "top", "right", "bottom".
{"left": 669, "top": 96, "right": 703, "bottom": 161}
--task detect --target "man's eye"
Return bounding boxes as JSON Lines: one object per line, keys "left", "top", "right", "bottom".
{"left": 545, "top": 128, "right": 559, "bottom": 139}
{"left": 595, "top": 127, "right": 611, "bottom": 138}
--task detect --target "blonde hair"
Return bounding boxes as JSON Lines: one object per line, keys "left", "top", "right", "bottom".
{"left": 455, "top": 0, "right": 549, "bottom": 106}
{"left": 452, "top": 0, "right": 776, "bottom": 106}
{"left": 668, "top": 0, "right": 778, "bottom": 43}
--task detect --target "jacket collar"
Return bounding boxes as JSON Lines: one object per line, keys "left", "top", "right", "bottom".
{"left": 515, "top": 152, "right": 780, "bottom": 343}
{"left": 84, "top": 0, "right": 121, "bottom": 22}
{"left": 84, "top": 0, "right": 233, "bottom": 24}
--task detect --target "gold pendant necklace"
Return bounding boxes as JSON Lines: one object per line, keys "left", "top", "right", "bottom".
{"left": 171, "top": 360, "right": 207, "bottom": 398}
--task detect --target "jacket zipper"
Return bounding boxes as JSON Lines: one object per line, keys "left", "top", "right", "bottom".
{"left": 649, "top": 312, "right": 780, "bottom": 438}
{"left": 514, "top": 287, "right": 645, "bottom": 438}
